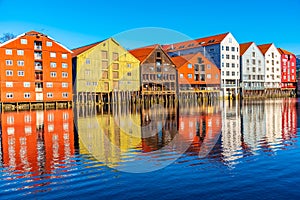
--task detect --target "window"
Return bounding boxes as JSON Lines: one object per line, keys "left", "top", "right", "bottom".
{"left": 6, "top": 93, "right": 13, "bottom": 98}
{"left": 17, "top": 50, "right": 24, "bottom": 55}
{"left": 188, "top": 74, "right": 192, "bottom": 79}
{"left": 188, "top": 63, "right": 192, "bottom": 69}
{"left": 226, "top": 55, "right": 229, "bottom": 59}
{"left": 62, "top": 54, "right": 67, "bottom": 59}
{"left": 272, "top": 60, "right": 274, "bottom": 65}
{"left": 232, "top": 55, "right": 235, "bottom": 59}
{"left": 156, "top": 52, "right": 161, "bottom": 57}
{"left": 102, "top": 51, "right": 108, "bottom": 59}
{"left": 226, "top": 71, "right": 230, "bottom": 76}
{"left": 222, "top": 46, "right": 224, "bottom": 50}
{"left": 50, "top": 52, "right": 56, "bottom": 58}
{"left": 180, "top": 74, "right": 184, "bottom": 78}
{"left": 127, "top": 63, "right": 131, "bottom": 68}
{"left": 6, "top": 82, "right": 13, "bottom": 87}
{"left": 46, "top": 82, "right": 53, "bottom": 88}
{"left": 20, "top": 39, "right": 27, "bottom": 44}
{"left": 112, "top": 52, "right": 119, "bottom": 61}
{"left": 6, "top": 49, "right": 12, "bottom": 55}
{"left": 86, "top": 59, "right": 90, "bottom": 64}
{"left": 62, "top": 92, "right": 68, "bottom": 98}
{"left": 50, "top": 62, "right": 57, "bottom": 68}
{"left": 229, "top": 38, "right": 232, "bottom": 43}
{"left": 46, "top": 41, "right": 52, "bottom": 46}
{"left": 102, "top": 60, "right": 108, "bottom": 69}
{"left": 231, "top": 47, "right": 235, "bottom": 51}
{"left": 258, "top": 60, "right": 261, "bottom": 65}
{"left": 252, "top": 59, "right": 256, "bottom": 65}
{"left": 232, "top": 71, "right": 235, "bottom": 76}
{"left": 113, "top": 63, "right": 119, "bottom": 70}
{"left": 62, "top": 72, "right": 68, "bottom": 78}
{"left": 222, "top": 63, "right": 224, "bottom": 67}
{"left": 18, "top": 71, "right": 24, "bottom": 76}
{"left": 215, "top": 74, "right": 219, "bottom": 79}
{"left": 47, "top": 93, "right": 53, "bottom": 98}
{"left": 291, "top": 62, "right": 295, "bottom": 67}
{"left": 6, "top": 70, "right": 13, "bottom": 76}
{"left": 252, "top": 52, "right": 256, "bottom": 57}
{"left": 127, "top": 72, "right": 131, "bottom": 76}
{"left": 222, "top": 54, "right": 224, "bottom": 59}
{"left": 17, "top": 60, "right": 24, "bottom": 66}
{"left": 232, "top": 63, "right": 235, "bottom": 68}
{"left": 6, "top": 60, "right": 13, "bottom": 66}
{"left": 24, "top": 93, "right": 30, "bottom": 98}
{"left": 209, "top": 48, "right": 215, "bottom": 52}
{"left": 226, "top": 46, "right": 229, "bottom": 51}
{"left": 62, "top": 82, "right": 68, "bottom": 88}
{"left": 62, "top": 63, "right": 68, "bottom": 68}
{"left": 50, "top": 72, "right": 57, "bottom": 77}
{"left": 207, "top": 74, "right": 211, "bottom": 79}
{"left": 226, "top": 63, "right": 229, "bottom": 67}
{"left": 24, "top": 82, "right": 30, "bottom": 87}
{"left": 207, "top": 64, "right": 211, "bottom": 69}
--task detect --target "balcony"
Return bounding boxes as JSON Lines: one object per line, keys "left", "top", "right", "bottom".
{"left": 35, "top": 73, "right": 43, "bottom": 81}
{"left": 35, "top": 87, "right": 43, "bottom": 92}
{"left": 34, "top": 52, "right": 42, "bottom": 60}
{"left": 34, "top": 45, "right": 42, "bottom": 50}
{"left": 35, "top": 65, "right": 43, "bottom": 70}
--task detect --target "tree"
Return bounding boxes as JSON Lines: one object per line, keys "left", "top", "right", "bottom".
{"left": 0, "top": 33, "right": 16, "bottom": 43}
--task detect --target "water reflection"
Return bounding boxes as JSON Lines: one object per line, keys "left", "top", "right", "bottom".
{"left": 0, "top": 99, "right": 298, "bottom": 177}
{"left": 0, "top": 109, "right": 74, "bottom": 184}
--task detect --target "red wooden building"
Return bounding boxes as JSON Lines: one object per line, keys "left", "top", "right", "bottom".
{"left": 277, "top": 48, "right": 297, "bottom": 90}
{"left": 0, "top": 31, "right": 72, "bottom": 105}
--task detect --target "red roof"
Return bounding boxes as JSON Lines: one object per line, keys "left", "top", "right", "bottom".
{"left": 129, "top": 44, "right": 159, "bottom": 63}
{"left": 72, "top": 41, "right": 104, "bottom": 57}
{"left": 257, "top": 43, "right": 273, "bottom": 55}
{"left": 277, "top": 48, "right": 294, "bottom": 55}
{"left": 171, "top": 54, "right": 195, "bottom": 69}
{"left": 240, "top": 42, "right": 253, "bottom": 56}
{"left": 162, "top": 32, "right": 229, "bottom": 52}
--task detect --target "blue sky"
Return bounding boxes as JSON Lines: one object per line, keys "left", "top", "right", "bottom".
{"left": 0, "top": 0, "right": 300, "bottom": 54}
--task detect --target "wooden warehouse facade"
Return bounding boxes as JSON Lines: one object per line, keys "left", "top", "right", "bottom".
{"left": 0, "top": 31, "right": 73, "bottom": 110}
{"left": 72, "top": 38, "right": 140, "bottom": 104}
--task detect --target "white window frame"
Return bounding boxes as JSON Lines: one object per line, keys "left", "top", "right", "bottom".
{"left": 46, "top": 82, "right": 53, "bottom": 88}
{"left": 6, "top": 70, "right": 13, "bottom": 76}
{"left": 24, "top": 93, "right": 30, "bottom": 98}
{"left": 24, "top": 82, "right": 30, "bottom": 87}
{"left": 18, "top": 71, "right": 24, "bottom": 76}
{"left": 62, "top": 53, "right": 67, "bottom": 59}
{"left": 46, "top": 41, "right": 52, "bottom": 47}
{"left": 62, "top": 63, "right": 68, "bottom": 68}
{"left": 17, "top": 60, "right": 24, "bottom": 66}
{"left": 50, "top": 52, "right": 56, "bottom": 58}
{"left": 20, "top": 39, "right": 27, "bottom": 44}
{"left": 6, "top": 93, "right": 13, "bottom": 99}
{"left": 17, "top": 50, "right": 24, "bottom": 56}
{"left": 47, "top": 93, "right": 53, "bottom": 98}
{"left": 62, "top": 82, "right": 68, "bottom": 88}
{"left": 6, "top": 49, "right": 12, "bottom": 55}
{"left": 6, "top": 82, "right": 13, "bottom": 87}
{"left": 6, "top": 60, "right": 13, "bottom": 66}
{"left": 62, "top": 72, "right": 68, "bottom": 78}
{"left": 50, "top": 72, "right": 57, "bottom": 77}
{"left": 50, "top": 62, "right": 57, "bottom": 68}
{"left": 62, "top": 92, "right": 68, "bottom": 98}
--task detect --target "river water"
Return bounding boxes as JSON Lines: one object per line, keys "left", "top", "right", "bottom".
{"left": 0, "top": 98, "right": 300, "bottom": 199}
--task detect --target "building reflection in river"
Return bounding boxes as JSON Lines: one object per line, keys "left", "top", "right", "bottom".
{"left": 1, "top": 109, "right": 74, "bottom": 176}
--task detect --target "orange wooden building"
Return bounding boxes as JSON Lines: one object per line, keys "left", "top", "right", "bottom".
{"left": 0, "top": 31, "right": 72, "bottom": 105}
{"left": 171, "top": 52, "right": 221, "bottom": 91}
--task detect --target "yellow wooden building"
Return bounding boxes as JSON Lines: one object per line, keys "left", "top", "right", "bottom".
{"left": 72, "top": 38, "right": 140, "bottom": 103}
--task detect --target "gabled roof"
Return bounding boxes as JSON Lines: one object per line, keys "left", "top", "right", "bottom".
{"left": 72, "top": 40, "right": 104, "bottom": 57}
{"left": 240, "top": 42, "right": 253, "bottom": 56}
{"left": 257, "top": 43, "right": 273, "bottom": 55}
{"left": 129, "top": 44, "right": 159, "bottom": 63}
{"left": 162, "top": 32, "right": 230, "bottom": 52}
{"left": 171, "top": 54, "right": 195, "bottom": 69}
{"left": 277, "top": 48, "right": 294, "bottom": 55}
{"left": 171, "top": 52, "right": 218, "bottom": 70}
{"left": 0, "top": 30, "right": 73, "bottom": 53}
